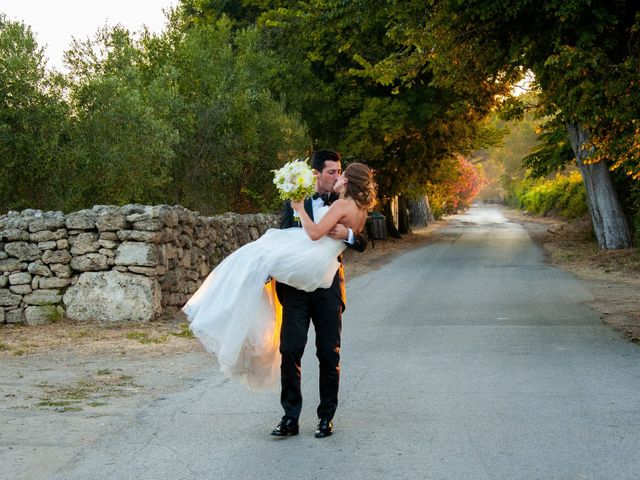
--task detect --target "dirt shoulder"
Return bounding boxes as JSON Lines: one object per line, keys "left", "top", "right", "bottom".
{"left": 0, "top": 319, "right": 211, "bottom": 479}
{"left": 504, "top": 208, "right": 640, "bottom": 343}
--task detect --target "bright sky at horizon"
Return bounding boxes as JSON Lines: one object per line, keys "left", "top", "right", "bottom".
{"left": 1, "top": 0, "right": 178, "bottom": 71}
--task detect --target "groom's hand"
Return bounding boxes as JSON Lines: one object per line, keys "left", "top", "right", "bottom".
{"left": 328, "top": 223, "right": 349, "bottom": 240}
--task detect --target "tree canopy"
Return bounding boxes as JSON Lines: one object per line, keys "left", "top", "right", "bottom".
{"left": 0, "top": 12, "right": 309, "bottom": 214}
{"left": 179, "top": 0, "right": 501, "bottom": 198}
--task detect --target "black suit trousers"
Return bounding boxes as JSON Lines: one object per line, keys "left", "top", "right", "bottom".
{"left": 278, "top": 282, "right": 342, "bottom": 420}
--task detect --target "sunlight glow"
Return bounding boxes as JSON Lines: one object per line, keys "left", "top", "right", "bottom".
{"left": 511, "top": 70, "right": 537, "bottom": 97}
{"left": 1, "top": 0, "right": 177, "bottom": 71}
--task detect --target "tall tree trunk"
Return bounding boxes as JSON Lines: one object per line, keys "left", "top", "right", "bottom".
{"left": 566, "top": 123, "right": 632, "bottom": 249}
{"left": 424, "top": 196, "right": 435, "bottom": 223}
{"left": 408, "top": 196, "right": 429, "bottom": 227}
{"left": 383, "top": 198, "right": 402, "bottom": 238}
{"left": 398, "top": 195, "right": 412, "bottom": 234}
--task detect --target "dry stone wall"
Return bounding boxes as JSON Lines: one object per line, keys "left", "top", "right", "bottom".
{"left": 0, "top": 205, "right": 278, "bottom": 325}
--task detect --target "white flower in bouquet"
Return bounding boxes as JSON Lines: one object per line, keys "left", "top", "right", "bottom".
{"left": 272, "top": 159, "right": 316, "bottom": 202}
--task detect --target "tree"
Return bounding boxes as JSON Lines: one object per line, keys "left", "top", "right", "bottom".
{"left": 425, "top": 156, "right": 487, "bottom": 218}
{"left": 56, "top": 14, "right": 309, "bottom": 214}
{"left": 140, "top": 14, "right": 310, "bottom": 213}
{"left": 60, "top": 26, "right": 177, "bottom": 210}
{"left": 0, "top": 9, "right": 309, "bottom": 215}
{"left": 477, "top": 105, "right": 543, "bottom": 202}
{"left": 0, "top": 14, "right": 68, "bottom": 211}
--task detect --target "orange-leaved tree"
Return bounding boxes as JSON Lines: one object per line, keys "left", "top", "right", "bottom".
{"left": 425, "top": 156, "right": 487, "bottom": 218}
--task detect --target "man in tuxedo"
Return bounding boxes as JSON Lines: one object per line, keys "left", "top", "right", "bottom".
{"left": 271, "top": 149, "right": 367, "bottom": 439}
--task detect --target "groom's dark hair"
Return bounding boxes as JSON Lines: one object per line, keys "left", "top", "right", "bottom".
{"left": 311, "top": 149, "right": 341, "bottom": 172}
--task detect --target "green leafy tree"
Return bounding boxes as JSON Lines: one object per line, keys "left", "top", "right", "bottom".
{"left": 0, "top": 14, "right": 68, "bottom": 211}
{"left": 139, "top": 13, "right": 310, "bottom": 213}
{"left": 1, "top": 9, "right": 308, "bottom": 214}
{"left": 61, "top": 26, "right": 177, "bottom": 210}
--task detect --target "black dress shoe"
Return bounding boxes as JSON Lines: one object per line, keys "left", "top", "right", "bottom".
{"left": 315, "top": 418, "right": 333, "bottom": 438}
{"left": 271, "top": 416, "right": 299, "bottom": 437}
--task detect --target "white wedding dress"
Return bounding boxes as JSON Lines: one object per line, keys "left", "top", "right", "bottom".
{"left": 182, "top": 206, "right": 345, "bottom": 390}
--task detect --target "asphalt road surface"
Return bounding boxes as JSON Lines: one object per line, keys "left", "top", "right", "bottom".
{"left": 50, "top": 204, "right": 640, "bottom": 480}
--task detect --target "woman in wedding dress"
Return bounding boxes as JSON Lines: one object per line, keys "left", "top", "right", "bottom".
{"left": 182, "top": 163, "right": 376, "bottom": 389}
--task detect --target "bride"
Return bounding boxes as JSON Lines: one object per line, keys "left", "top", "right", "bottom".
{"left": 182, "top": 162, "right": 376, "bottom": 389}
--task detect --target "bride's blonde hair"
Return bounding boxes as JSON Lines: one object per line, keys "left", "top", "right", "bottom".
{"left": 343, "top": 163, "right": 376, "bottom": 210}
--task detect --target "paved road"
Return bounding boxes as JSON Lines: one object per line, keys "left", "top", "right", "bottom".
{"left": 51, "top": 205, "right": 640, "bottom": 480}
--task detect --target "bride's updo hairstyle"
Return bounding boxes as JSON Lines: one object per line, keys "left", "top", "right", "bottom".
{"left": 343, "top": 162, "right": 377, "bottom": 210}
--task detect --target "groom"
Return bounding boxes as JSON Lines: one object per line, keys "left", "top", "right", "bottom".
{"left": 272, "top": 149, "right": 367, "bottom": 438}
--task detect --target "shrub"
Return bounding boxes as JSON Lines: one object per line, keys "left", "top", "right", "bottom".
{"left": 512, "top": 171, "right": 588, "bottom": 220}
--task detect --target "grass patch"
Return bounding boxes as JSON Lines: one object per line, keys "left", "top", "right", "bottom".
{"left": 36, "top": 373, "right": 142, "bottom": 412}
{"left": 45, "top": 305, "right": 65, "bottom": 323}
{"left": 36, "top": 401, "right": 84, "bottom": 412}
{"left": 113, "top": 375, "right": 136, "bottom": 386}
{"left": 0, "top": 342, "right": 8, "bottom": 351}
{"left": 68, "top": 329, "right": 92, "bottom": 339}
{"left": 171, "top": 323, "right": 195, "bottom": 339}
{"left": 125, "top": 332, "right": 168, "bottom": 344}
{"left": 7, "top": 341, "right": 36, "bottom": 356}
{"left": 37, "top": 400, "right": 80, "bottom": 407}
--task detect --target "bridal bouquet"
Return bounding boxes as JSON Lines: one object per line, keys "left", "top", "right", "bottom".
{"left": 272, "top": 159, "right": 315, "bottom": 202}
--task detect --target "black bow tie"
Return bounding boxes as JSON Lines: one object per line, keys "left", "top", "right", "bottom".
{"left": 312, "top": 192, "right": 333, "bottom": 203}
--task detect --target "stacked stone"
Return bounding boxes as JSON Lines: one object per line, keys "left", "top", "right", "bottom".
{"left": 0, "top": 210, "right": 68, "bottom": 325}
{"left": 160, "top": 210, "right": 277, "bottom": 311}
{"left": 61, "top": 204, "right": 174, "bottom": 323}
{"left": 0, "top": 204, "right": 278, "bottom": 325}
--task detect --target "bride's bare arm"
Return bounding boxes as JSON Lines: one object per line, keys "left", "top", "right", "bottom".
{"left": 291, "top": 199, "right": 350, "bottom": 241}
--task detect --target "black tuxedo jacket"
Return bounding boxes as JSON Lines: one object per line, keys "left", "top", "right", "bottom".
{"left": 276, "top": 198, "right": 367, "bottom": 308}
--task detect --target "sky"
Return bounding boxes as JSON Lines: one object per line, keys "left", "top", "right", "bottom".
{"left": 1, "top": 0, "right": 178, "bottom": 71}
